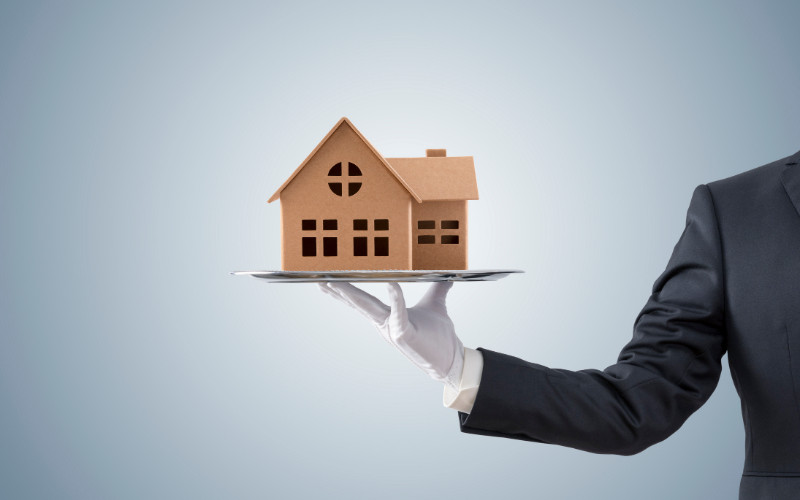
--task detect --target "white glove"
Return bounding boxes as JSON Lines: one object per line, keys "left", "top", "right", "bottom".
{"left": 319, "top": 282, "right": 465, "bottom": 390}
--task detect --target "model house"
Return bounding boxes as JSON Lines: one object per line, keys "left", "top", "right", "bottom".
{"left": 268, "top": 118, "right": 479, "bottom": 271}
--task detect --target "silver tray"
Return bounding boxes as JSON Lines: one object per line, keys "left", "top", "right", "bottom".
{"left": 231, "top": 269, "right": 524, "bottom": 283}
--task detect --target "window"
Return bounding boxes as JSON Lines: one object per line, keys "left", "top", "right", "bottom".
{"left": 441, "top": 220, "right": 459, "bottom": 229}
{"left": 302, "top": 220, "right": 316, "bottom": 230}
{"left": 418, "top": 235, "right": 435, "bottom": 244}
{"left": 441, "top": 235, "right": 459, "bottom": 245}
{"left": 328, "top": 162, "right": 363, "bottom": 197}
{"left": 418, "top": 220, "right": 435, "bottom": 230}
{"left": 302, "top": 237, "right": 316, "bottom": 256}
{"left": 374, "top": 237, "right": 389, "bottom": 256}
{"left": 323, "top": 219, "right": 337, "bottom": 230}
{"left": 323, "top": 237, "right": 337, "bottom": 256}
{"left": 352, "top": 219, "right": 389, "bottom": 256}
{"left": 353, "top": 237, "right": 368, "bottom": 256}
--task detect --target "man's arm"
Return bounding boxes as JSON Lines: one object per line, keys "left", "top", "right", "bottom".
{"left": 458, "top": 185, "right": 726, "bottom": 455}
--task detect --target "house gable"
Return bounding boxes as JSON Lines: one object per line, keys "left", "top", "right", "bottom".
{"left": 277, "top": 120, "right": 414, "bottom": 209}
{"left": 268, "top": 118, "right": 422, "bottom": 203}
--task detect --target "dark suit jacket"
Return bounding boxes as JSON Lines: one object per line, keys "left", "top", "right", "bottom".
{"left": 459, "top": 151, "right": 800, "bottom": 499}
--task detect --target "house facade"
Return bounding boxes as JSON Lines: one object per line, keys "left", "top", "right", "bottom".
{"left": 268, "top": 118, "right": 478, "bottom": 271}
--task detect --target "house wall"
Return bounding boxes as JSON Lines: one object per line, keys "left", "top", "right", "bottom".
{"left": 411, "top": 200, "right": 468, "bottom": 270}
{"left": 280, "top": 123, "right": 412, "bottom": 271}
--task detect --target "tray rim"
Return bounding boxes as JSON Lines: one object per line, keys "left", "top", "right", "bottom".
{"left": 231, "top": 269, "right": 524, "bottom": 283}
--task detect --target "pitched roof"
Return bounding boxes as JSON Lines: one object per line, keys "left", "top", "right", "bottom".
{"left": 268, "top": 117, "right": 421, "bottom": 203}
{"left": 268, "top": 117, "right": 478, "bottom": 203}
{"left": 385, "top": 156, "right": 479, "bottom": 201}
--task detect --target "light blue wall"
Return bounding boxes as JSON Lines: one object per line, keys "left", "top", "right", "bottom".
{"left": 2, "top": 1, "right": 799, "bottom": 498}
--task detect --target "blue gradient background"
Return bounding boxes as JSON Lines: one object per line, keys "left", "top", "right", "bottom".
{"left": 2, "top": 1, "right": 800, "bottom": 499}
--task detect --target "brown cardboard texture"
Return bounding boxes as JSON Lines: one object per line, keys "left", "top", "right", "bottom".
{"left": 269, "top": 118, "right": 479, "bottom": 271}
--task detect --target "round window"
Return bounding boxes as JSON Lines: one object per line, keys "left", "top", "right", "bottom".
{"left": 328, "top": 162, "right": 362, "bottom": 196}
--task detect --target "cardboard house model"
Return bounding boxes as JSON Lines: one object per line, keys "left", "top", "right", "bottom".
{"left": 268, "top": 118, "right": 479, "bottom": 271}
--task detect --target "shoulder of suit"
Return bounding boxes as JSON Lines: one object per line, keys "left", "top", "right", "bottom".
{"left": 706, "top": 150, "right": 800, "bottom": 199}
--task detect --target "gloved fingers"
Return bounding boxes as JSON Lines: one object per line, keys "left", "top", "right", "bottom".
{"left": 418, "top": 281, "right": 454, "bottom": 308}
{"left": 325, "top": 282, "right": 390, "bottom": 324}
{"left": 386, "top": 282, "right": 410, "bottom": 330}
{"left": 319, "top": 282, "right": 382, "bottom": 322}
{"left": 318, "top": 282, "right": 351, "bottom": 305}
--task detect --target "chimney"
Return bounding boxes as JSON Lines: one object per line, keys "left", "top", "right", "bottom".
{"left": 426, "top": 149, "right": 446, "bottom": 157}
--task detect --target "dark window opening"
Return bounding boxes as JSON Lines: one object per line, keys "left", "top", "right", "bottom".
{"left": 348, "top": 162, "right": 362, "bottom": 176}
{"left": 329, "top": 162, "right": 361, "bottom": 197}
{"left": 374, "top": 219, "right": 389, "bottom": 231}
{"left": 441, "top": 220, "right": 459, "bottom": 229}
{"left": 302, "top": 220, "right": 316, "bottom": 231}
{"left": 441, "top": 235, "right": 460, "bottom": 245}
{"left": 353, "top": 219, "right": 368, "bottom": 231}
{"left": 323, "top": 237, "right": 337, "bottom": 256}
{"left": 417, "top": 235, "right": 435, "bottom": 244}
{"left": 353, "top": 237, "right": 368, "bottom": 256}
{"left": 374, "top": 237, "right": 389, "bottom": 256}
{"left": 323, "top": 219, "right": 337, "bottom": 230}
{"left": 418, "top": 220, "right": 435, "bottom": 229}
{"left": 302, "top": 237, "right": 316, "bottom": 256}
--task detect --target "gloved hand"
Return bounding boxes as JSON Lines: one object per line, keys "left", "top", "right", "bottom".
{"left": 318, "top": 281, "right": 464, "bottom": 390}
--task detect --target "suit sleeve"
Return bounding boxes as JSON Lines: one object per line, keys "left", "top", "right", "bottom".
{"left": 459, "top": 184, "right": 727, "bottom": 455}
